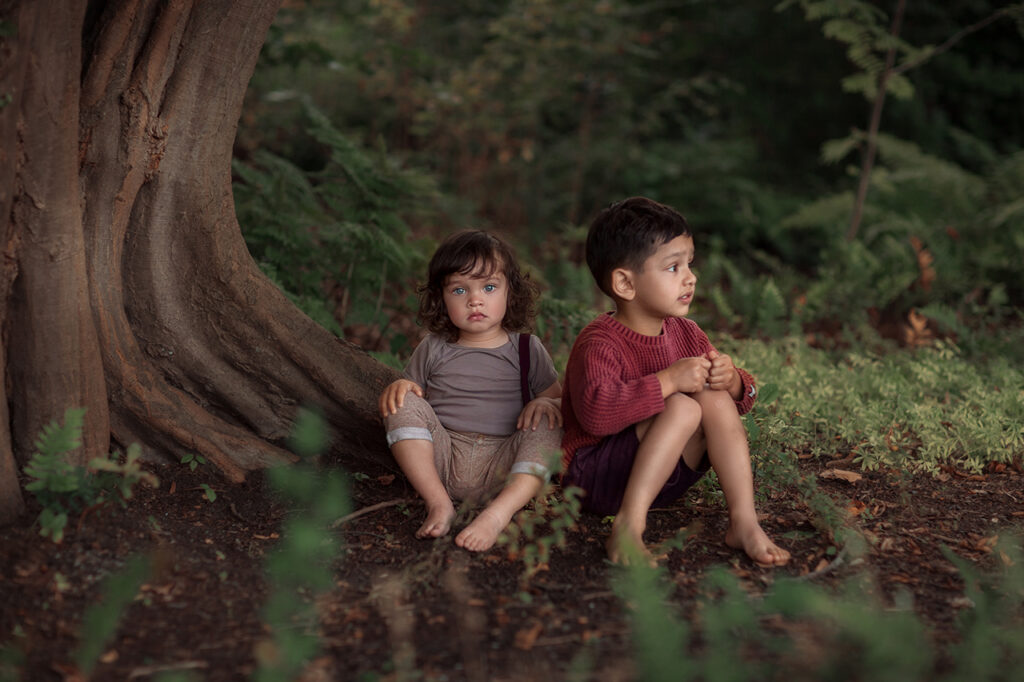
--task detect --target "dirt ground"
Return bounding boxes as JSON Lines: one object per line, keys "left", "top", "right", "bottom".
{"left": 1, "top": 446, "right": 1022, "bottom": 681}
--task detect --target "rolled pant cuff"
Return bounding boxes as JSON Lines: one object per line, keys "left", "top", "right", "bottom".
{"left": 386, "top": 427, "right": 433, "bottom": 447}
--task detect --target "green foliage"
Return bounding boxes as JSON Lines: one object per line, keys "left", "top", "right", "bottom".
{"left": 735, "top": 335, "right": 1024, "bottom": 475}
{"left": 611, "top": 554, "right": 694, "bottom": 682}
{"left": 23, "top": 409, "right": 158, "bottom": 543}
{"left": 233, "top": 103, "right": 436, "bottom": 349}
{"left": 179, "top": 453, "right": 206, "bottom": 471}
{"left": 615, "top": 535, "right": 1024, "bottom": 682}
{"left": 73, "top": 556, "right": 151, "bottom": 678}
{"left": 497, "top": 476, "right": 583, "bottom": 582}
{"left": 942, "top": 537, "right": 1024, "bottom": 680}
{"left": 777, "top": 0, "right": 920, "bottom": 101}
{"left": 255, "top": 408, "right": 350, "bottom": 682}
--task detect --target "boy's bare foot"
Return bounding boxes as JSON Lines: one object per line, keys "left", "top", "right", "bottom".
{"left": 416, "top": 501, "right": 456, "bottom": 539}
{"left": 725, "top": 521, "right": 790, "bottom": 567}
{"left": 455, "top": 508, "right": 508, "bottom": 551}
{"left": 607, "top": 519, "right": 657, "bottom": 567}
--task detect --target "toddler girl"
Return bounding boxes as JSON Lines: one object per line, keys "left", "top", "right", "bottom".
{"left": 379, "top": 230, "right": 562, "bottom": 551}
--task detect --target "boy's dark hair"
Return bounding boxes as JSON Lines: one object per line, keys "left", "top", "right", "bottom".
{"left": 418, "top": 230, "right": 540, "bottom": 341}
{"left": 585, "top": 196, "right": 691, "bottom": 298}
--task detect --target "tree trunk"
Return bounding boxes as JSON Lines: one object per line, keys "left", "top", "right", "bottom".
{"left": 1, "top": 0, "right": 398, "bottom": 524}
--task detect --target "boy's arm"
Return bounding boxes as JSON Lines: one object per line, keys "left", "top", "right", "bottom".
{"left": 569, "top": 341, "right": 664, "bottom": 437}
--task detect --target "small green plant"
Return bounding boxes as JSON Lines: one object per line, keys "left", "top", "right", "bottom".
{"left": 254, "top": 407, "right": 350, "bottom": 682}
{"left": 496, "top": 452, "right": 583, "bottom": 582}
{"left": 72, "top": 556, "right": 150, "bottom": 678}
{"left": 199, "top": 483, "right": 217, "bottom": 502}
{"left": 23, "top": 409, "right": 158, "bottom": 542}
{"left": 179, "top": 453, "right": 207, "bottom": 471}
{"left": 613, "top": 534, "right": 1024, "bottom": 682}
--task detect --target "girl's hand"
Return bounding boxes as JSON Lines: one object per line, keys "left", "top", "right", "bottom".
{"left": 706, "top": 350, "right": 741, "bottom": 398}
{"left": 379, "top": 379, "right": 423, "bottom": 417}
{"left": 517, "top": 396, "right": 563, "bottom": 431}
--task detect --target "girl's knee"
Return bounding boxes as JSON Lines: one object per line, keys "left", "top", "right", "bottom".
{"left": 384, "top": 392, "right": 433, "bottom": 429}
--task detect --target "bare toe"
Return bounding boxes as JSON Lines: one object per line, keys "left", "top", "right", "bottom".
{"left": 726, "top": 522, "right": 790, "bottom": 567}
{"left": 415, "top": 503, "right": 455, "bottom": 539}
{"left": 455, "top": 509, "right": 507, "bottom": 552}
{"left": 607, "top": 522, "right": 655, "bottom": 567}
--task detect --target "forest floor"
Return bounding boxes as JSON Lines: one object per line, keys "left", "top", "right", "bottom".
{"left": 1, "top": 446, "right": 1022, "bottom": 681}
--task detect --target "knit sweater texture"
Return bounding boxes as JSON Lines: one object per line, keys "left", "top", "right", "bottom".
{"left": 560, "top": 313, "right": 756, "bottom": 470}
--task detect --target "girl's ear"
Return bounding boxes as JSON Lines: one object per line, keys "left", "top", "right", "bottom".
{"left": 610, "top": 268, "right": 636, "bottom": 301}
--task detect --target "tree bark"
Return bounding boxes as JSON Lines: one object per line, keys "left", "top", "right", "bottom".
{"left": 1, "top": 0, "right": 398, "bottom": 524}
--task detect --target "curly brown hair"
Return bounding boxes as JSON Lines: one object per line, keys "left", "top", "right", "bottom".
{"left": 418, "top": 230, "right": 540, "bottom": 342}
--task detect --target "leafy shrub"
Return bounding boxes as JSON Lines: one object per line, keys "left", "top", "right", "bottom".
{"left": 23, "top": 409, "right": 159, "bottom": 543}
{"left": 255, "top": 407, "right": 350, "bottom": 682}
{"left": 233, "top": 104, "right": 437, "bottom": 352}
{"left": 614, "top": 535, "right": 1024, "bottom": 681}
{"left": 730, "top": 335, "right": 1024, "bottom": 474}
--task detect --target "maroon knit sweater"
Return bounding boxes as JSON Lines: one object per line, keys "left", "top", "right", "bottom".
{"left": 560, "top": 313, "right": 757, "bottom": 470}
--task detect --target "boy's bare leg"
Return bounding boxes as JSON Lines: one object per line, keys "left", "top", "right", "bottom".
{"left": 611, "top": 394, "right": 702, "bottom": 565}
{"left": 691, "top": 390, "right": 790, "bottom": 566}
{"left": 390, "top": 439, "right": 456, "bottom": 539}
{"left": 456, "top": 472, "right": 543, "bottom": 552}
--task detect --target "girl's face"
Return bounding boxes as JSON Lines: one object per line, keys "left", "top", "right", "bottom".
{"left": 442, "top": 261, "right": 508, "bottom": 345}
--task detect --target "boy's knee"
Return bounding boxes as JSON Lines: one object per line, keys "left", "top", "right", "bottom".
{"left": 693, "top": 388, "right": 734, "bottom": 412}
{"left": 663, "top": 392, "right": 702, "bottom": 430}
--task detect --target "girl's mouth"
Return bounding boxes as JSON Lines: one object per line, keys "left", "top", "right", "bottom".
{"left": 468, "top": 313, "right": 486, "bottom": 321}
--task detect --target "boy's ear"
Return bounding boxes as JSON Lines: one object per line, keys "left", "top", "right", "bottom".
{"left": 610, "top": 268, "right": 636, "bottom": 301}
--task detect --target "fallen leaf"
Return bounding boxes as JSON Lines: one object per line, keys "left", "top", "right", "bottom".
{"left": 909, "top": 236, "right": 936, "bottom": 291}
{"left": 975, "top": 535, "right": 998, "bottom": 552}
{"left": 514, "top": 622, "right": 543, "bottom": 651}
{"left": 819, "top": 469, "right": 862, "bottom": 484}
{"left": 376, "top": 474, "right": 395, "bottom": 486}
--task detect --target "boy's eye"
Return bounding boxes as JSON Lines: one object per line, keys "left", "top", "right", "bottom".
{"left": 667, "top": 264, "right": 678, "bottom": 272}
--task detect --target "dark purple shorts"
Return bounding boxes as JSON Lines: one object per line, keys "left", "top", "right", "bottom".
{"left": 563, "top": 427, "right": 708, "bottom": 516}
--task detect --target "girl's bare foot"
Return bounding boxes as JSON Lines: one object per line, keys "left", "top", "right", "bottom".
{"left": 725, "top": 521, "right": 790, "bottom": 567}
{"left": 607, "top": 518, "right": 657, "bottom": 567}
{"left": 416, "top": 501, "right": 456, "bottom": 539}
{"left": 455, "top": 508, "right": 508, "bottom": 551}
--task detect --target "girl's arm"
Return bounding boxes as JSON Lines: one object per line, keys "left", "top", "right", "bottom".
{"left": 379, "top": 379, "right": 424, "bottom": 417}
{"left": 516, "top": 381, "right": 562, "bottom": 431}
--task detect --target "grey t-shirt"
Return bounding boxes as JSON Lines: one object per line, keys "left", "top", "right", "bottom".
{"left": 403, "top": 333, "right": 559, "bottom": 436}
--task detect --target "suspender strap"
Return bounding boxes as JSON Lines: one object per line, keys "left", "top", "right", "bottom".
{"left": 518, "top": 333, "right": 531, "bottom": 406}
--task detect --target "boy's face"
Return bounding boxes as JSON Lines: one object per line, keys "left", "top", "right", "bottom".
{"left": 623, "top": 234, "right": 697, "bottom": 322}
{"left": 442, "top": 261, "right": 508, "bottom": 341}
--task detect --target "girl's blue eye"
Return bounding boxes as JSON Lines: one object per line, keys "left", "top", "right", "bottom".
{"left": 484, "top": 284, "right": 496, "bottom": 292}
{"left": 453, "top": 287, "right": 465, "bottom": 295}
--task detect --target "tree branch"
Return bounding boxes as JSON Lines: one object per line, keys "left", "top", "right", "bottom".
{"left": 892, "top": 5, "right": 1020, "bottom": 76}
{"left": 847, "top": 0, "right": 906, "bottom": 243}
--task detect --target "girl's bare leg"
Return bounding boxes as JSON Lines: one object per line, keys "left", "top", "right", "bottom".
{"left": 390, "top": 439, "right": 456, "bottom": 539}
{"left": 455, "top": 472, "right": 544, "bottom": 552}
{"left": 692, "top": 390, "right": 790, "bottom": 566}
{"left": 610, "top": 393, "right": 702, "bottom": 565}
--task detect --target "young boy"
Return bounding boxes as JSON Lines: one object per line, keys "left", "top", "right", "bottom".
{"left": 560, "top": 197, "right": 790, "bottom": 566}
